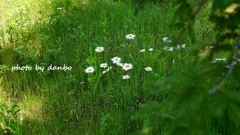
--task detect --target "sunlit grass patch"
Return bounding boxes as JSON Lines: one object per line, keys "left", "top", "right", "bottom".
{"left": 18, "top": 94, "right": 44, "bottom": 124}
{"left": 0, "top": 0, "right": 51, "bottom": 46}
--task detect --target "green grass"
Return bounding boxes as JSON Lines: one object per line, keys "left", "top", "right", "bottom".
{"left": 1, "top": 0, "right": 237, "bottom": 135}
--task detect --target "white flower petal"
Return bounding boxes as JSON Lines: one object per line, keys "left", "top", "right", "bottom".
{"left": 148, "top": 48, "right": 154, "bottom": 51}
{"left": 95, "top": 47, "right": 104, "bottom": 52}
{"left": 181, "top": 44, "right": 186, "bottom": 48}
{"left": 140, "top": 49, "right": 145, "bottom": 52}
{"left": 85, "top": 67, "right": 94, "bottom": 73}
{"left": 116, "top": 63, "right": 123, "bottom": 67}
{"left": 126, "top": 34, "right": 136, "bottom": 40}
{"left": 122, "top": 75, "right": 130, "bottom": 79}
{"left": 111, "top": 57, "right": 121, "bottom": 64}
{"left": 176, "top": 44, "right": 181, "bottom": 50}
{"left": 100, "top": 63, "right": 108, "bottom": 68}
{"left": 162, "top": 37, "right": 172, "bottom": 42}
{"left": 145, "top": 67, "right": 152, "bottom": 71}
{"left": 122, "top": 63, "right": 133, "bottom": 71}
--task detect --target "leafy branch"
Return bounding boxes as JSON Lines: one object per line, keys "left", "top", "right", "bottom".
{"left": 208, "top": 39, "right": 240, "bottom": 94}
{"left": 135, "top": 0, "right": 240, "bottom": 134}
{"left": 174, "top": 0, "right": 208, "bottom": 43}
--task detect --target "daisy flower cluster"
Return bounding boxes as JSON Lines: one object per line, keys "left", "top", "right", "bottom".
{"left": 111, "top": 56, "right": 133, "bottom": 79}
{"left": 164, "top": 44, "right": 186, "bottom": 51}
{"left": 84, "top": 34, "right": 153, "bottom": 80}
{"left": 163, "top": 46, "right": 174, "bottom": 51}
{"left": 211, "top": 58, "right": 226, "bottom": 63}
{"left": 162, "top": 37, "right": 186, "bottom": 51}
{"left": 85, "top": 46, "right": 105, "bottom": 74}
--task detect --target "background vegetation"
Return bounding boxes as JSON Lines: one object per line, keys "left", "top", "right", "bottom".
{"left": 0, "top": 0, "right": 239, "bottom": 134}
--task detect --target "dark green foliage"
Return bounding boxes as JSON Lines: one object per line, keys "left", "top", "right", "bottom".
{"left": 135, "top": 0, "right": 240, "bottom": 134}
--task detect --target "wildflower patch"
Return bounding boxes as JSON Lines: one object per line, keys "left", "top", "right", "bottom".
{"left": 83, "top": 34, "right": 186, "bottom": 79}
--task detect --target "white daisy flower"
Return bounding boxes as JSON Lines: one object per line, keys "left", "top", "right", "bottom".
{"left": 108, "top": 66, "right": 112, "bottom": 70}
{"left": 111, "top": 56, "right": 121, "bottom": 64}
{"left": 162, "top": 37, "right": 168, "bottom": 41}
{"left": 100, "top": 63, "right": 108, "bottom": 68}
{"left": 148, "top": 48, "right": 154, "bottom": 51}
{"left": 176, "top": 44, "right": 181, "bottom": 50}
{"left": 140, "top": 49, "right": 145, "bottom": 52}
{"left": 102, "top": 70, "right": 107, "bottom": 74}
{"left": 116, "top": 63, "right": 123, "bottom": 67}
{"left": 169, "top": 47, "right": 174, "bottom": 51}
{"left": 145, "top": 67, "right": 152, "bottom": 71}
{"left": 102, "top": 66, "right": 112, "bottom": 74}
{"left": 164, "top": 46, "right": 174, "bottom": 51}
{"left": 95, "top": 47, "right": 104, "bottom": 53}
{"left": 215, "top": 58, "right": 226, "bottom": 61}
{"left": 122, "top": 63, "right": 133, "bottom": 71}
{"left": 122, "top": 75, "right": 130, "bottom": 79}
{"left": 181, "top": 44, "right": 186, "bottom": 48}
{"left": 162, "top": 37, "right": 172, "bottom": 43}
{"left": 126, "top": 34, "right": 136, "bottom": 40}
{"left": 85, "top": 67, "right": 94, "bottom": 73}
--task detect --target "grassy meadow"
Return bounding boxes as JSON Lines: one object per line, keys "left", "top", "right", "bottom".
{"left": 1, "top": 0, "right": 238, "bottom": 134}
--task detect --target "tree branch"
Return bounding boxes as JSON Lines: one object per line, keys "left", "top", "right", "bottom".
{"left": 175, "top": 0, "right": 208, "bottom": 43}
{"left": 208, "top": 40, "right": 240, "bottom": 94}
